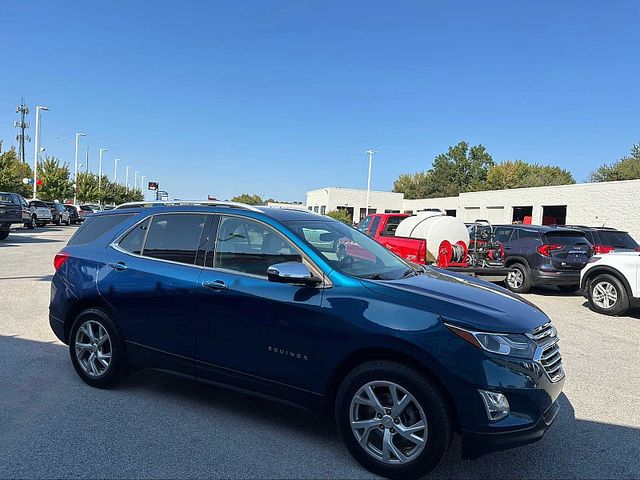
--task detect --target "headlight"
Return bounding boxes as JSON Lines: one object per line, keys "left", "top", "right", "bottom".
{"left": 445, "top": 323, "right": 537, "bottom": 359}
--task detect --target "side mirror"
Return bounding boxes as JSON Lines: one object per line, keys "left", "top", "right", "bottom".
{"left": 267, "top": 261, "right": 322, "bottom": 286}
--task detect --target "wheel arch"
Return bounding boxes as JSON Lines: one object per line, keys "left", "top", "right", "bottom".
{"left": 581, "top": 266, "right": 633, "bottom": 298}
{"left": 63, "top": 297, "right": 117, "bottom": 343}
{"left": 504, "top": 256, "right": 530, "bottom": 269}
{"left": 322, "top": 347, "right": 460, "bottom": 432}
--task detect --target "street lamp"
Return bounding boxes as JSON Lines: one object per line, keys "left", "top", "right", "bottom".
{"left": 135, "top": 172, "right": 139, "bottom": 191}
{"left": 114, "top": 158, "right": 120, "bottom": 183}
{"left": 365, "top": 150, "right": 377, "bottom": 218}
{"left": 32, "top": 106, "right": 49, "bottom": 199}
{"left": 125, "top": 165, "right": 132, "bottom": 190}
{"left": 73, "top": 133, "right": 86, "bottom": 204}
{"left": 98, "top": 148, "right": 108, "bottom": 204}
{"left": 140, "top": 175, "right": 145, "bottom": 199}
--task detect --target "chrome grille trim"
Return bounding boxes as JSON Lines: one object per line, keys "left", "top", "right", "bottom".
{"left": 530, "top": 323, "right": 565, "bottom": 383}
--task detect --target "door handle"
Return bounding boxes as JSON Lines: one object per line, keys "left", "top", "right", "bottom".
{"left": 203, "top": 280, "right": 228, "bottom": 291}
{"left": 107, "top": 262, "right": 128, "bottom": 271}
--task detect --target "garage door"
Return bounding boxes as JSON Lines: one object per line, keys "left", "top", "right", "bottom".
{"left": 463, "top": 207, "right": 481, "bottom": 222}
{"left": 486, "top": 206, "right": 504, "bottom": 224}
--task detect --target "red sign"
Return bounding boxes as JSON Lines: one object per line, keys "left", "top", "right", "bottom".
{"left": 148, "top": 181, "right": 158, "bottom": 191}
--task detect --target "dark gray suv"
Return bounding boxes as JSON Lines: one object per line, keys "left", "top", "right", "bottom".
{"left": 494, "top": 225, "right": 592, "bottom": 293}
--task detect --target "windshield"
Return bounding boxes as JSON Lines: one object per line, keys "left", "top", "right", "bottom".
{"left": 285, "top": 219, "right": 412, "bottom": 280}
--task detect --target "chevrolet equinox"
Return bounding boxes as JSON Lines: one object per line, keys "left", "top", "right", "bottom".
{"left": 49, "top": 202, "right": 565, "bottom": 479}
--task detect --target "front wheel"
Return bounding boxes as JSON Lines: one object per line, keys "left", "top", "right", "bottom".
{"left": 69, "top": 309, "right": 128, "bottom": 388}
{"left": 505, "top": 263, "right": 531, "bottom": 293}
{"left": 335, "top": 361, "right": 452, "bottom": 479}
{"left": 587, "top": 274, "right": 630, "bottom": 316}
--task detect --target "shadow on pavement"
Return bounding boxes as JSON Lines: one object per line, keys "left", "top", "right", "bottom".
{"left": 1, "top": 334, "right": 638, "bottom": 479}
{"left": 0, "top": 274, "right": 54, "bottom": 282}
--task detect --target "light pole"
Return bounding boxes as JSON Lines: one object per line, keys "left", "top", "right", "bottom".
{"left": 98, "top": 148, "right": 107, "bottom": 204}
{"left": 32, "top": 106, "right": 49, "bottom": 199}
{"left": 73, "top": 133, "right": 86, "bottom": 204}
{"left": 364, "top": 150, "right": 377, "bottom": 218}
{"left": 140, "top": 175, "right": 145, "bottom": 199}
{"left": 125, "top": 165, "right": 132, "bottom": 190}
{"left": 114, "top": 158, "right": 120, "bottom": 183}
{"left": 134, "top": 172, "right": 139, "bottom": 192}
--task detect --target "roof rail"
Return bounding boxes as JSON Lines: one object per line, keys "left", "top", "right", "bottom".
{"left": 114, "top": 200, "right": 263, "bottom": 213}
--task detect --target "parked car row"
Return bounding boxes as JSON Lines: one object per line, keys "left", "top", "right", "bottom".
{"left": 0, "top": 190, "right": 104, "bottom": 240}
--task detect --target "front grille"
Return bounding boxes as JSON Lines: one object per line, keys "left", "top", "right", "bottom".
{"left": 529, "top": 322, "right": 565, "bottom": 382}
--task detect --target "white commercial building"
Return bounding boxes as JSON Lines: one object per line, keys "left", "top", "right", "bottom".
{"left": 306, "top": 179, "right": 640, "bottom": 239}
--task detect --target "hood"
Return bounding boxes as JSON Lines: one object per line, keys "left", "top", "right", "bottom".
{"left": 361, "top": 267, "right": 550, "bottom": 334}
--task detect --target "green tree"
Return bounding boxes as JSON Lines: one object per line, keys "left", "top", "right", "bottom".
{"left": 37, "top": 156, "right": 74, "bottom": 201}
{"left": 486, "top": 160, "right": 575, "bottom": 190}
{"left": 0, "top": 148, "right": 33, "bottom": 197}
{"left": 75, "top": 172, "right": 100, "bottom": 203}
{"left": 230, "top": 193, "right": 264, "bottom": 205}
{"left": 393, "top": 141, "right": 494, "bottom": 199}
{"left": 589, "top": 144, "right": 640, "bottom": 182}
{"left": 326, "top": 209, "right": 353, "bottom": 225}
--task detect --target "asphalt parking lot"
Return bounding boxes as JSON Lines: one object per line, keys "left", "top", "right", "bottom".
{"left": 1, "top": 226, "right": 639, "bottom": 479}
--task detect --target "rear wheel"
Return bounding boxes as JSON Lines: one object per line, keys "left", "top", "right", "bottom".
{"left": 335, "top": 361, "right": 452, "bottom": 479}
{"left": 505, "top": 263, "right": 531, "bottom": 293}
{"left": 0, "top": 230, "right": 9, "bottom": 240}
{"left": 587, "top": 274, "right": 629, "bottom": 316}
{"left": 69, "top": 309, "right": 128, "bottom": 388}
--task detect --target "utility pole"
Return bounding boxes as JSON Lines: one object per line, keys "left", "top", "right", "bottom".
{"left": 15, "top": 99, "right": 30, "bottom": 162}
{"left": 125, "top": 165, "right": 132, "bottom": 190}
{"left": 32, "top": 106, "right": 49, "bottom": 199}
{"left": 114, "top": 158, "right": 120, "bottom": 183}
{"left": 98, "top": 148, "right": 107, "bottom": 204}
{"left": 141, "top": 176, "right": 145, "bottom": 200}
{"left": 365, "top": 150, "right": 377, "bottom": 218}
{"left": 73, "top": 133, "right": 86, "bottom": 204}
{"left": 85, "top": 145, "right": 89, "bottom": 173}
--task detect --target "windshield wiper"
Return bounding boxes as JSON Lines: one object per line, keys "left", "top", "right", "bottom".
{"left": 399, "top": 268, "right": 419, "bottom": 279}
{"left": 365, "top": 273, "right": 391, "bottom": 280}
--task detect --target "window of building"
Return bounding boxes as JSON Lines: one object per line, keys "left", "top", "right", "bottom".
{"left": 214, "top": 216, "right": 301, "bottom": 277}
{"left": 542, "top": 205, "right": 567, "bottom": 226}
{"left": 512, "top": 206, "right": 533, "bottom": 224}
{"left": 313, "top": 206, "right": 319, "bottom": 213}
{"left": 142, "top": 214, "right": 207, "bottom": 265}
{"left": 445, "top": 209, "right": 456, "bottom": 217}
{"left": 320, "top": 206, "right": 326, "bottom": 215}
{"left": 384, "top": 209, "right": 400, "bottom": 214}
{"left": 337, "top": 206, "right": 354, "bottom": 222}
{"left": 359, "top": 208, "right": 377, "bottom": 221}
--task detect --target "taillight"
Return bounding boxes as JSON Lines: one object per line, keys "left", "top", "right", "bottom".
{"left": 536, "top": 244, "right": 563, "bottom": 256}
{"left": 53, "top": 251, "right": 70, "bottom": 271}
{"left": 418, "top": 242, "right": 427, "bottom": 264}
{"left": 635, "top": 246, "right": 640, "bottom": 252}
{"left": 593, "top": 245, "right": 615, "bottom": 254}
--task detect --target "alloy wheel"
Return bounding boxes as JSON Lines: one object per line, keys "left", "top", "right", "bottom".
{"left": 507, "top": 269, "right": 523, "bottom": 289}
{"left": 349, "top": 381, "right": 427, "bottom": 465}
{"left": 592, "top": 281, "right": 618, "bottom": 309}
{"left": 74, "top": 320, "right": 112, "bottom": 377}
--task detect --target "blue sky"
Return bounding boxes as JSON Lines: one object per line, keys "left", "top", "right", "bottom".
{"left": 0, "top": 0, "right": 638, "bottom": 201}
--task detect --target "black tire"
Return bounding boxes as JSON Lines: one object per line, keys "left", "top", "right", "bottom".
{"left": 505, "top": 263, "right": 531, "bottom": 293}
{"left": 55, "top": 216, "right": 62, "bottom": 226}
{"left": 28, "top": 215, "right": 36, "bottom": 229}
{"left": 335, "top": 361, "right": 452, "bottom": 479}
{"left": 0, "top": 230, "right": 9, "bottom": 240}
{"left": 587, "top": 274, "right": 630, "bottom": 316}
{"left": 557, "top": 284, "right": 580, "bottom": 293}
{"left": 68, "top": 309, "right": 128, "bottom": 388}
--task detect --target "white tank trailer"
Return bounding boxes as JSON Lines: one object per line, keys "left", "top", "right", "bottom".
{"left": 395, "top": 211, "right": 470, "bottom": 263}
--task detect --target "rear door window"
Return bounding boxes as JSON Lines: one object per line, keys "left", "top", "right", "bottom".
{"left": 596, "top": 231, "right": 639, "bottom": 249}
{"left": 118, "top": 218, "right": 151, "bottom": 255}
{"left": 494, "top": 227, "right": 514, "bottom": 243}
{"left": 67, "top": 214, "right": 134, "bottom": 246}
{"left": 141, "top": 214, "right": 207, "bottom": 265}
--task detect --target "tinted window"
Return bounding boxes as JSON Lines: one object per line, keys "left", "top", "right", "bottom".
{"left": 380, "top": 217, "right": 404, "bottom": 237}
{"left": 67, "top": 214, "right": 134, "bottom": 246}
{"left": 214, "top": 217, "right": 301, "bottom": 276}
{"left": 597, "top": 231, "right": 639, "bottom": 249}
{"left": 142, "top": 214, "right": 206, "bottom": 265}
{"left": 356, "top": 216, "right": 372, "bottom": 233}
{"left": 494, "top": 227, "right": 514, "bottom": 243}
{"left": 118, "top": 218, "right": 151, "bottom": 255}
{"left": 30, "top": 201, "right": 47, "bottom": 208}
{"left": 543, "top": 232, "right": 590, "bottom": 245}
{"left": 368, "top": 217, "right": 381, "bottom": 237}
{"left": 518, "top": 229, "right": 541, "bottom": 240}
{"left": 0, "top": 193, "right": 13, "bottom": 203}
{"left": 80, "top": 206, "right": 93, "bottom": 211}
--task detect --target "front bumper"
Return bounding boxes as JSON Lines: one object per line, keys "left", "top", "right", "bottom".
{"left": 461, "top": 398, "right": 560, "bottom": 459}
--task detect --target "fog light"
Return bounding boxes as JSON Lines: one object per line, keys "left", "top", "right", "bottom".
{"left": 478, "top": 390, "right": 510, "bottom": 421}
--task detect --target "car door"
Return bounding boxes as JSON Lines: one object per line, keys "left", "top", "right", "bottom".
{"left": 196, "top": 215, "right": 324, "bottom": 403}
{"left": 97, "top": 212, "right": 210, "bottom": 375}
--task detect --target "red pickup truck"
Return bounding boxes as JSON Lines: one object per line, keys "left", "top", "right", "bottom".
{"left": 356, "top": 213, "right": 510, "bottom": 281}
{"left": 356, "top": 214, "right": 428, "bottom": 263}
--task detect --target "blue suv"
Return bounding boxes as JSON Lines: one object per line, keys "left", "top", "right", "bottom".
{"left": 49, "top": 202, "right": 564, "bottom": 479}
